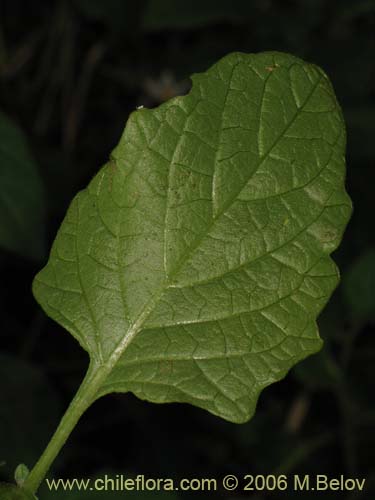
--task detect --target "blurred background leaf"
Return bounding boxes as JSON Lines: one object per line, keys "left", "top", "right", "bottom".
{"left": 0, "top": 112, "right": 45, "bottom": 261}
{"left": 142, "top": 0, "right": 254, "bottom": 31}
{"left": 74, "top": 0, "right": 145, "bottom": 34}
{"left": 0, "top": 354, "right": 61, "bottom": 481}
{"left": 343, "top": 249, "right": 375, "bottom": 323}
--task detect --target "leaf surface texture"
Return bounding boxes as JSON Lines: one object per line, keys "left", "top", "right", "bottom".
{"left": 33, "top": 52, "right": 352, "bottom": 422}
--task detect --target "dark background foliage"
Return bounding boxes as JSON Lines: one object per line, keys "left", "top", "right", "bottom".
{"left": 0, "top": 1, "right": 374, "bottom": 499}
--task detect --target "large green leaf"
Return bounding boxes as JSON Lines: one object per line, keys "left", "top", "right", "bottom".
{"left": 33, "top": 52, "right": 352, "bottom": 423}
{"left": 0, "top": 111, "right": 45, "bottom": 261}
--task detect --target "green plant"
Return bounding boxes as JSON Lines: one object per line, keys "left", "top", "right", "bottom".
{"left": 4, "top": 51, "right": 352, "bottom": 498}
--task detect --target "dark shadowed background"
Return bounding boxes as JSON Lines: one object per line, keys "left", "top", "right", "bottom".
{"left": 0, "top": 1, "right": 374, "bottom": 499}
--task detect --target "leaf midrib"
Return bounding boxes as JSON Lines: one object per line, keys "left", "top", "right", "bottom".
{"left": 167, "top": 70, "right": 323, "bottom": 282}
{"left": 96, "top": 69, "right": 325, "bottom": 385}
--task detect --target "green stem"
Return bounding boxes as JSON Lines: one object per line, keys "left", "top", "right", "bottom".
{"left": 23, "top": 278, "right": 159, "bottom": 494}
{"left": 23, "top": 361, "right": 106, "bottom": 495}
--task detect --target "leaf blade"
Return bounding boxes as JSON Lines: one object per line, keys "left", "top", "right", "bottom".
{"left": 33, "top": 52, "right": 352, "bottom": 423}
